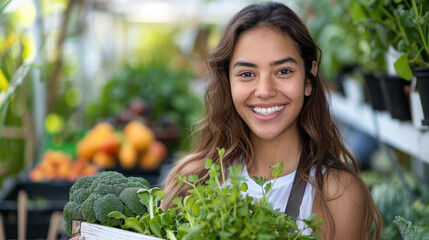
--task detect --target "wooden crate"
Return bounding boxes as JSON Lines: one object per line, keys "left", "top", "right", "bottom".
{"left": 72, "top": 221, "right": 165, "bottom": 240}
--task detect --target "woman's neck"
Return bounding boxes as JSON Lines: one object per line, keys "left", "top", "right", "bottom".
{"left": 248, "top": 127, "right": 301, "bottom": 180}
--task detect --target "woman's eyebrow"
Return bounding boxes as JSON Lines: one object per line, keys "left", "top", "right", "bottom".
{"left": 232, "top": 57, "right": 298, "bottom": 69}
{"left": 232, "top": 61, "right": 257, "bottom": 69}
{"left": 270, "top": 57, "right": 298, "bottom": 66}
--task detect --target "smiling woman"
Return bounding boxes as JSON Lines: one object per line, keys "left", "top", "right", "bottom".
{"left": 161, "top": 1, "right": 383, "bottom": 240}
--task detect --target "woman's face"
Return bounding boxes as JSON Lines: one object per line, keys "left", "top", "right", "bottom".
{"left": 229, "top": 27, "right": 314, "bottom": 141}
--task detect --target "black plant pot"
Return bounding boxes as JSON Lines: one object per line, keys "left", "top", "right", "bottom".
{"left": 379, "top": 74, "right": 411, "bottom": 121}
{"left": 364, "top": 73, "right": 386, "bottom": 111}
{"left": 414, "top": 67, "right": 429, "bottom": 126}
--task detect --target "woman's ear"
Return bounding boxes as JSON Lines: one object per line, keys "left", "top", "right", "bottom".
{"left": 310, "top": 60, "right": 318, "bottom": 77}
{"left": 305, "top": 61, "right": 318, "bottom": 97}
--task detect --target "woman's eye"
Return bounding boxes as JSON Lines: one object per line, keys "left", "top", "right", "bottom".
{"left": 239, "top": 72, "right": 255, "bottom": 78}
{"left": 278, "top": 69, "right": 291, "bottom": 75}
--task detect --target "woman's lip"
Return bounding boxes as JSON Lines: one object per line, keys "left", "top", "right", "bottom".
{"left": 248, "top": 104, "right": 286, "bottom": 120}
{"left": 248, "top": 103, "right": 286, "bottom": 108}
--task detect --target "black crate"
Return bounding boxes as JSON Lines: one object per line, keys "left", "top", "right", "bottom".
{"left": 0, "top": 178, "right": 71, "bottom": 239}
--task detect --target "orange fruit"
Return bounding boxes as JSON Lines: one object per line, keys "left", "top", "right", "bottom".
{"left": 139, "top": 141, "right": 167, "bottom": 170}
{"left": 119, "top": 142, "right": 138, "bottom": 170}
{"left": 92, "top": 151, "right": 116, "bottom": 169}
{"left": 124, "top": 121, "right": 154, "bottom": 151}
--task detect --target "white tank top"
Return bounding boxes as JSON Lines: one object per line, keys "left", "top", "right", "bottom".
{"left": 228, "top": 165, "right": 317, "bottom": 235}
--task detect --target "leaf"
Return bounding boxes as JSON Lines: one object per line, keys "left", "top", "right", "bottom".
{"left": 149, "top": 216, "right": 163, "bottom": 238}
{"left": 176, "top": 174, "right": 184, "bottom": 184}
{"left": 394, "top": 53, "right": 413, "bottom": 81}
{"left": 204, "top": 158, "right": 213, "bottom": 169}
{"left": 108, "top": 211, "right": 128, "bottom": 221}
{"left": 153, "top": 188, "right": 166, "bottom": 203}
{"left": 253, "top": 176, "right": 267, "bottom": 187}
{"left": 160, "top": 211, "right": 174, "bottom": 226}
{"left": 240, "top": 182, "right": 248, "bottom": 192}
{"left": 217, "top": 147, "right": 225, "bottom": 159}
{"left": 187, "top": 174, "right": 199, "bottom": 184}
{"left": 0, "top": 0, "right": 12, "bottom": 15}
{"left": 123, "top": 218, "right": 145, "bottom": 234}
{"left": 270, "top": 162, "right": 284, "bottom": 178}
{"left": 172, "top": 197, "right": 183, "bottom": 208}
{"left": 183, "top": 195, "right": 197, "bottom": 211}
{"left": 264, "top": 182, "right": 272, "bottom": 194}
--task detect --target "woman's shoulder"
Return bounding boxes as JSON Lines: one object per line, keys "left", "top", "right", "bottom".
{"left": 315, "top": 168, "right": 369, "bottom": 239}
{"left": 321, "top": 168, "right": 364, "bottom": 200}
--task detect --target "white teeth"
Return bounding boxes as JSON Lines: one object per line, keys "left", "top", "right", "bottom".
{"left": 252, "top": 105, "right": 285, "bottom": 115}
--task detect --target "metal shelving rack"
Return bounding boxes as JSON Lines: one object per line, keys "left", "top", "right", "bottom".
{"left": 330, "top": 92, "right": 429, "bottom": 164}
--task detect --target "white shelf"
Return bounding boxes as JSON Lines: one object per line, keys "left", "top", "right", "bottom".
{"left": 329, "top": 92, "right": 429, "bottom": 163}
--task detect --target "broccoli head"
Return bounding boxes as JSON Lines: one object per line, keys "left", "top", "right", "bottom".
{"left": 127, "top": 176, "right": 150, "bottom": 189}
{"left": 64, "top": 171, "right": 152, "bottom": 232}
{"left": 119, "top": 187, "right": 147, "bottom": 216}
{"left": 69, "top": 175, "right": 95, "bottom": 199}
{"left": 63, "top": 201, "right": 83, "bottom": 237}
{"left": 90, "top": 171, "right": 129, "bottom": 196}
{"left": 70, "top": 188, "right": 91, "bottom": 204}
{"left": 81, "top": 193, "right": 102, "bottom": 223}
{"left": 94, "top": 193, "right": 124, "bottom": 226}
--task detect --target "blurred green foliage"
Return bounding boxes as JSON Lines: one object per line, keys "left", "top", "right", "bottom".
{"left": 366, "top": 171, "right": 429, "bottom": 239}
{"left": 349, "top": 0, "right": 429, "bottom": 80}
{"left": 299, "top": 0, "right": 362, "bottom": 81}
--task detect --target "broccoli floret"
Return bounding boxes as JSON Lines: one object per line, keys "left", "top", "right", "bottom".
{"left": 123, "top": 205, "right": 136, "bottom": 217}
{"left": 63, "top": 201, "right": 83, "bottom": 237}
{"left": 70, "top": 188, "right": 91, "bottom": 204}
{"left": 127, "top": 176, "right": 150, "bottom": 189}
{"left": 69, "top": 176, "right": 95, "bottom": 199}
{"left": 81, "top": 193, "right": 102, "bottom": 223}
{"left": 94, "top": 193, "right": 124, "bottom": 226}
{"left": 90, "top": 171, "right": 129, "bottom": 196}
{"left": 119, "top": 187, "right": 147, "bottom": 216}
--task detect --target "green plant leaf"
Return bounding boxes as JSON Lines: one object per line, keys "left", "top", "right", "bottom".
{"left": 0, "top": 0, "right": 12, "bottom": 15}
{"left": 149, "top": 216, "right": 163, "bottom": 238}
{"left": 204, "top": 158, "right": 213, "bottom": 169}
{"left": 123, "top": 218, "right": 145, "bottom": 234}
{"left": 394, "top": 53, "right": 413, "bottom": 81}
{"left": 108, "top": 211, "right": 128, "bottom": 221}
{"left": 240, "top": 182, "right": 248, "bottom": 192}
{"left": 253, "top": 176, "right": 267, "bottom": 187}
{"left": 187, "top": 175, "right": 199, "bottom": 184}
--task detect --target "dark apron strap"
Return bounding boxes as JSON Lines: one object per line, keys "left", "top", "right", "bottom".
{"left": 284, "top": 170, "right": 307, "bottom": 220}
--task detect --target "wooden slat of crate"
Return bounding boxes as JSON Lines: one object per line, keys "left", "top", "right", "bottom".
{"left": 75, "top": 221, "right": 165, "bottom": 240}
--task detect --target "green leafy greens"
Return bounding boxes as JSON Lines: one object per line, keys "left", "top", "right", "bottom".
{"left": 109, "top": 147, "right": 323, "bottom": 239}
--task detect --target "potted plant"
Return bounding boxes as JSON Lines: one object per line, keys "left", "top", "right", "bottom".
{"left": 355, "top": 0, "right": 429, "bottom": 124}
{"left": 348, "top": 1, "right": 390, "bottom": 112}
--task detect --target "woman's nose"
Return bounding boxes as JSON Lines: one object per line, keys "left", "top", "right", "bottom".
{"left": 254, "top": 75, "right": 276, "bottom": 99}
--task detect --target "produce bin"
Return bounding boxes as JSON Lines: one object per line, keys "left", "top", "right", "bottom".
{"left": 0, "top": 176, "right": 72, "bottom": 239}
{"left": 72, "top": 221, "right": 165, "bottom": 240}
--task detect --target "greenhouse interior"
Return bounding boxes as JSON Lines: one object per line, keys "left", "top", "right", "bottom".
{"left": 0, "top": 0, "right": 428, "bottom": 239}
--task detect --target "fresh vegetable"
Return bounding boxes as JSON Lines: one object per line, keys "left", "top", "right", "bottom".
{"left": 173, "top": 148, "right": 323, "bottom": 239}
{"left": 63, "top": 201, "right": 84, "bottom": 236}
{"left": 108, "top": 148, "right": 323, "bottom": 240}
{"left": 63, "top": 171, "right": 150, "bottom": 236}
{"left": 120, "top": 187, "right": 147, "bottom": 216}
{"left": 94, "top": 193, "right": 124, "bottom": 226}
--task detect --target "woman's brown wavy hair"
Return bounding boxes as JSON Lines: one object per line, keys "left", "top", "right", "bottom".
{"left": 161, "top": 1, "right": 382, "bottom": 239}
